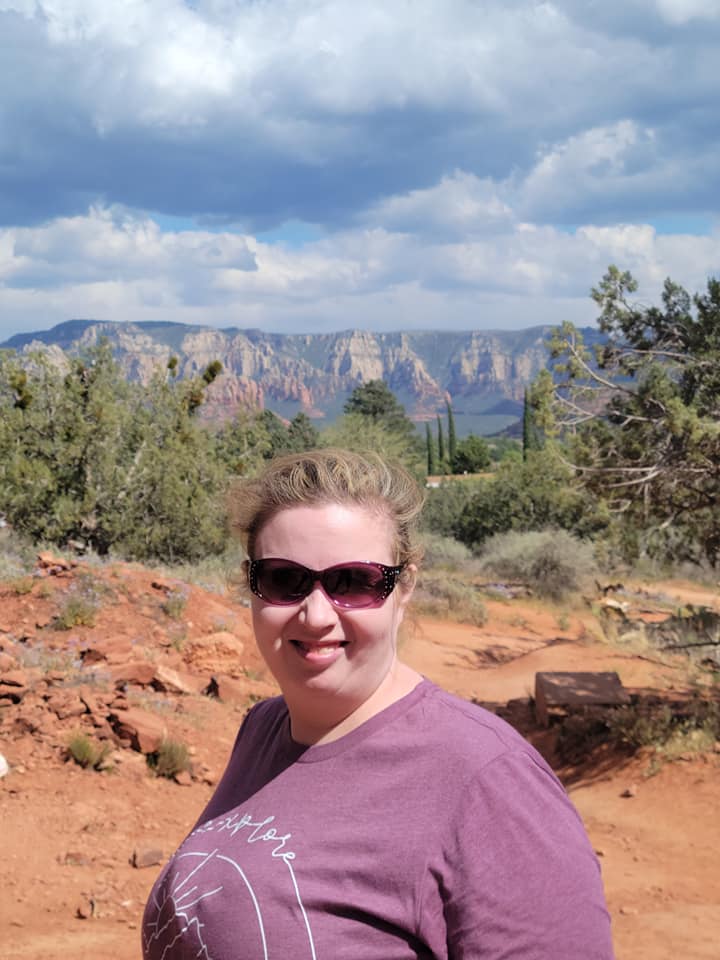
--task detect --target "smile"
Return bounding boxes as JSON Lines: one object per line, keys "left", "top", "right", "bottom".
{"left": 290, "top": 639, "right": 349, "bottom": 659}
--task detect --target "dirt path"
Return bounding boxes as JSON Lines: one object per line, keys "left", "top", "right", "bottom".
{"left": 1, "top": 570, "right": 718, "bottom": 959}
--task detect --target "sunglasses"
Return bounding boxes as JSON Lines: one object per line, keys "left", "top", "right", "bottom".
{"left": 248, "top": 558, "right": 405, "bottom": 608}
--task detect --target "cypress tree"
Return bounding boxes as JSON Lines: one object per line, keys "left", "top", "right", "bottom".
{"left": 426, "top": 422, "right": 437, "bottom": 476}
{"left": 522, "top": 388, "right": 540, "bottom": 461}
{"left": 437, "top": 414, "right": 446, "bottom": 466}
{"left": 446, "top": 399, "right": 457, "bottom": 466}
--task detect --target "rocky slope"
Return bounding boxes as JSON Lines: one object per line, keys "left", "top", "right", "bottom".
{"left": 1, "top": 320, "right": 562, "bottom": 429}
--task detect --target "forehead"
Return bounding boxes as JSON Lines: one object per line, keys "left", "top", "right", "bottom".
{"left": 254, "top": 502, "right": 396, "bottom": 566}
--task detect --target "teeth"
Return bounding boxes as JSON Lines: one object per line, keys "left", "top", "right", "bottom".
{"left": 295, "top": 641, "right": 342, "bottom": 653}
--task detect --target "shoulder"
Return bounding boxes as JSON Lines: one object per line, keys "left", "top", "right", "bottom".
{"left": 234, "top": 694, "right": 287, "bottom": 742}
{"left": 411, "top": 681, "right": 544, "bottom": 770}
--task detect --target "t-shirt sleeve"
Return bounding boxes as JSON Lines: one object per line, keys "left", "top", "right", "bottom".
{"left": 423, "top": 749, "right": 615, "bottom": 960}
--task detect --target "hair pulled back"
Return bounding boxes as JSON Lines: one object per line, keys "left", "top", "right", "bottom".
{"left": 230, "top": 448, "right": 425, "bottom": 574}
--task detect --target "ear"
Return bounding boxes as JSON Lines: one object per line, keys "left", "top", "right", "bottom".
{"left": 396, "top": 563, "right": 417, "bottom": 613}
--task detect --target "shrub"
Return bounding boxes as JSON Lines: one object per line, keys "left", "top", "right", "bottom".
{"left": 147, "top": 738, "right": 191, "bottom": 779}
{"left": 420, "top": 532, "right": 476, "bottom": 571}
{"left": 53, "top": 593, "right": 98, "bottom": 629}
{"left": 0, "top": 525, "right": 37, "bottom": 580}
{"left": 67, "top": 732, "right": 111, "bottom": 771}
{"left": 10, "top": 575, "right": 34, "bottom": 595}
{"left": 480, "top": 529, "right": 597, "bottom": 601}
{"left": 413, "top": 571, "right": 487, "bottom": 626}
{"left": 161, "top": 588, "right": 189, "bottom": 620}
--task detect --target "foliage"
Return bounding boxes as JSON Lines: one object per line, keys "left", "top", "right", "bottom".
{"left": 451, "top": 434, "right": 491, "bottom": 474}
{"left": 426, "top": 422, "right": 437, "bottom": 476}
{"left": 161, "top": 588, "right": 189, "bottom": 620}
{"left": 147, "top": 738, "right": 192, "bottom": 779}
{"left": 545, "top": 265, "right": 720, "bottom": 567}
{"left": 0, "top": 342, "right": 228, "bottom": 563}
{"left": 437, "top": 414, "right": 446, "bottom": 464}
{"left": 286, "top": 412, "right": 320, "bottom": 453}
{"left": 455, "top": 449, "right": 608, "bottom": 550}
{"left": 522, "top": 387, "right": 542, "bottom": 460}
{"left": 479, "top": 529, "right": 598, "bottom": 600}
{"left": 420, "top": 532, "right": 476, "bottom": 570}
{"left": 0, "top": 525, "right": 37, "bottom": 580}
{"left": 413, "top": 571, "right": 488, "bottom": 626}
{"left": 446, "top": 400, "right": 457, "bottom": 464}
{"left": 66, "top": 732, "right": 111, "bottom": 771}
{"left": 322, "top": 413, "right": 424, "bottom": 477}
{"left": 53, "top": 591, "right": 99, "bottom": 629}
{"left": 420, "top": 477, "right": 486, "bottom": 539}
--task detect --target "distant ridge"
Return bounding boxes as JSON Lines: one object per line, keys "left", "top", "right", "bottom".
{"left": 0, "top": 318, "right": 600, "bottom": 436}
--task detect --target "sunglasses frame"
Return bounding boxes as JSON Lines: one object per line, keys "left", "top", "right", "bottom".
{"left": 248, "top": 557, "right": 406, "bottom": 608}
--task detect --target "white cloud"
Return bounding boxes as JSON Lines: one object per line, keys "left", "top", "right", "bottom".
{"left": 655, "top": 0, "right": 720, "bottom": 24}
{"left": 1, "top": 203, "right": 719, "bottom": 339}
{"left": 0, "top": 2, "right": 718, "bottom": 338}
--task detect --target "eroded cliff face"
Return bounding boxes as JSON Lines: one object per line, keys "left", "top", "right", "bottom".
{"left": 3, "top": 320, "right": 553, "bottom": 425}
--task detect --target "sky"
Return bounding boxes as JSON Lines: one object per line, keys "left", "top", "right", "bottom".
{"left": 1, "top": 0, "right": 719, "bottom": 340}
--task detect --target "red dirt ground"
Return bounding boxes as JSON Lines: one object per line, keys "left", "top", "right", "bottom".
{"left": 1, "top": 564, "right": 718, "bottom": 959}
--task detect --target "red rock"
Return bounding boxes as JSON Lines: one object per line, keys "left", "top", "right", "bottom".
{"left": 206, "top": 674, "right": 249, "bottom": 705}
{"left": 109, "top": 707, "right": 167, "bottom": 753}
{"left": 109, "top": 661, "right": 157, "bottom": 686}
{"left": 153, "top": 664, "right": 205, "bottom": 695}
{"left": 0, "top": 652, "right": 17, "bottom": 670}
{"left": 183, "top": 631, "right": 244, "bottom": 673}
{"left": 131, "top": 847, "right": 164, "bottom": 869}
{"left": 46, "top": 692, "right": 87, "bottom": 720}
{"left": 173, "top": 770, "right": 193, "bottom": 787}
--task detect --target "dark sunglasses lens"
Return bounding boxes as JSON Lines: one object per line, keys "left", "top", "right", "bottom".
{"left": 323, "top": 564, "right": 386, "bottom": 607}
{"left": 255, "top": 560, "right": 312, "bottom": 603}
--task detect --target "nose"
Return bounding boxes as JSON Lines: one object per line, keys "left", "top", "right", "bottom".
{"left": 299, "top": 583, "right": 338, "bottom": 630}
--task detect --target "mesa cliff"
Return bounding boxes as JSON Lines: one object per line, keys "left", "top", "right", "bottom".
{"left": 1, "top": 320, "right": 562, "bottom": 431}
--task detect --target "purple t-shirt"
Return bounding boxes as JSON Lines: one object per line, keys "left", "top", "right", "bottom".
{"left": 142, "top": 680, "right": 614, "bottom": 959}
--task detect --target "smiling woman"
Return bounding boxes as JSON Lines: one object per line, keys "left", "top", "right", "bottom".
{"left": 141, "top": 449, "right": 615, "bottom": 960}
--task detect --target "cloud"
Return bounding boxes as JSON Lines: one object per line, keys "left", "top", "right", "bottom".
{"left": 0, "top": 1, "right": 718, "bottom": 339}
{"left": 1, "top": 203, "right": 719, "bottom": 338}
{"left": 1, "top": 0, "right": 719, "bottom": 230}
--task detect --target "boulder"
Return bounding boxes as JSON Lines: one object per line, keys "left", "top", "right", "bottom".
{"left": 109, "top": 661, "right": 157, "bottom": 687}
{"left": 109, "top": 707, "right": 167, "bottom": 753}
{"left": 153, "top": 664, "right": 205, "bottom": 696}
{"left": 534, "top": 671, "right": 631, "bottom": 727}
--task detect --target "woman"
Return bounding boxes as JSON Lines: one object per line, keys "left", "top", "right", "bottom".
{"left": 142, "top": 448, "right": 615, "bottom": 960}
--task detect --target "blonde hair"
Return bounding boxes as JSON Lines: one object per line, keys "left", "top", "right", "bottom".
{"left": 229, "top": 448, "right": 425, "bottom": 575}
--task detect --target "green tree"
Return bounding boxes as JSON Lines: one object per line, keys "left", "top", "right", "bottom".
{"left": 0, "top": 343, "right": 228, "bottom": 562}
{"left": 548, "top": 265, "right": 720, "bottom": 567}
{"left": 426, "top": 422, "right": 437, "bottom": 476}
{"left": 446, "top": 399, "right": 457, "bottom": 464}
{"left": 455, "top": 449, "right": 607, "bottom": 550}
{"left": 451, "top": 434, "right": 492, "bottom": 474}
{"left": 286, "top": 412, "right": 320, "bottom": 453}
{"left": 437, "top": 415, "right": 446, "bottom": 465}
{"left": 522, "top": 387, "right": 542, "bottom": 460}
{"left": 321, "top": 414, "right": 424, "bottom": 477}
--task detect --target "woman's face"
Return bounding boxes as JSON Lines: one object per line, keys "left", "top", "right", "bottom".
{"left": 250, "top": 502, "right": 414, "bottom": 729}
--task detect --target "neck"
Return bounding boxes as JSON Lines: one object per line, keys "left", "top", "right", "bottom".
{"left": 287, "top": 661, "right": 423, "bottom": 746}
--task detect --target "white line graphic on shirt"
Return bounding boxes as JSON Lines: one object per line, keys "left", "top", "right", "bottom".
{"left": 143, "top": 812, "right": 317, "bottom": 960}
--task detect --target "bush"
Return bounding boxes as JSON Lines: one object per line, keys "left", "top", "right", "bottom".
{"left": 147, "top": 738, "right": 191, "bottom": 779}
{"left": 161, "top": 588, "right": 189, "bottom": 620}
{"left": 420, "top": 478, "right": 485, "bottom": 539}
{"left": 66, "top": 732, "right": 111, "bottom": 771}
{"left": 480, "top": 529, "right": 597, "bottom": 601}
{"left": 53, "top": 593, "right": 98, "bottom": 629}
{"left": 420, "top": 532, "right": 476, "bottom": 571}
{"left": 413, "top": 571, "right": 487, "bottom": 626}
{"left": 0, "top": 525, "right": 37, "bottom": 580}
